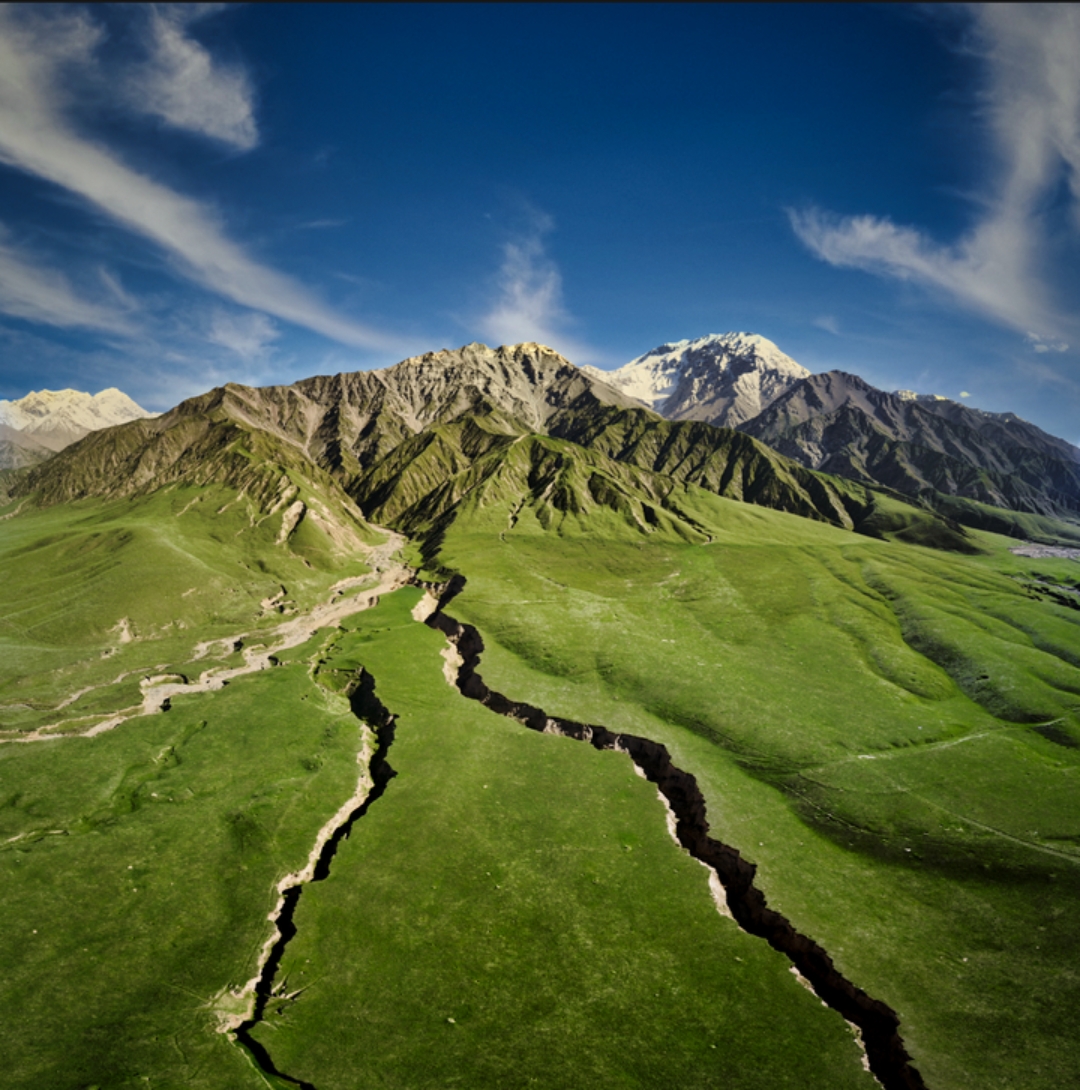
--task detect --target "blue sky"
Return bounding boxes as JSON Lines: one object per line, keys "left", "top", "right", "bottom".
{"left": 0, "top": 3, "right": 1078, "bottom": 444}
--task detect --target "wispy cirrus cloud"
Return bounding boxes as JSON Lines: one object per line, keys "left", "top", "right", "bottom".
{"left": 207, "top": 309, "right": 279, "bottom": 360}
{"left": 0, "top": 5, "right": 402, "bottom": 352}
{"left": 0, "top": 226, "right": 131, "bottom": 333}
{"left": 478, "top": 208, "right": 605, "bottom": 365}
{"left": 124, "top": 4, "right": 258, "bottom": 150}
{"left": 790, "top": 4, "right": 1080, "bottom": 342}
{"left": 1025, "top": 331, "right": 1069, "bottom": 353}
{"left": 789, "top": 205, "right": 1046, "bottom": 332}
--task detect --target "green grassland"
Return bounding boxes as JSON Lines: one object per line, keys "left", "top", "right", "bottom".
{"left": 0, "top": 656, "right": 366, "bottom": 1090}
{"left": 427, "top": 486, "right": 1080, "bottom": 1090}
{"left": 0, "top": 483, "right": 376, "bottom": 739}
{"left": 3, "top": 427, "right": 1079, "bottom": 1089}
{"left": 252, "top": 587, "right": 875, "bottom": 1090}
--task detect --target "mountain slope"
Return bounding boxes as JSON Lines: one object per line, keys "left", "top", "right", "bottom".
{"left": 12, "top": 343, "right": 973, "bottom": 555}
{"left": 0, "top": 423, "right": 52, "bottom": 470}
{"left": 591, "top": 333, "right": 1080, "bottom": 534}
{"left": 16, "top": 344, "right": 638, "bottom": 503}
{"left": 738, "top": 370, "right": 1080, "bottom": 517}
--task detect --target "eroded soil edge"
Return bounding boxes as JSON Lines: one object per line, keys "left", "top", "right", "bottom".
{"left": 423, "top": 574, "right": 926, "bottom": 1090}
{"left": 232, "top": 670, "right": 398, "bottom": 1090}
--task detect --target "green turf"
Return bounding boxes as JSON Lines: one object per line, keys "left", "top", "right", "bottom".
{"left": 428, "top": 488, "right": 1080, "bottom": 1090}
{"left": 4, "top": 470, "right": 1079, "bottom": 1089}
{"left": 0, "top": 660, "right": 367, "bottom": 1090}
{"left": 0, "top": 484, "right": 374, "bottom": 738}
{"left": 251, "top": 587, "right": 875, "bottom": 1090}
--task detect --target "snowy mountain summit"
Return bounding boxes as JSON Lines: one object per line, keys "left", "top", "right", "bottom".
{"left": 585, "top": 333, "right": 810, "bottom": 428}
{"left": 0, "top": 387, "right": 158, "bottom": 452}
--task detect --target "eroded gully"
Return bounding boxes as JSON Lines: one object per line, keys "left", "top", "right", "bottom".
{"left": 417, "top": 574, "right": 928, "bottom": 1090}
{"left": 229, "top": 670, "right": 398, "bottom": 1088}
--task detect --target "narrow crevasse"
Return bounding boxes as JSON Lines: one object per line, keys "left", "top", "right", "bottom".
{"left": 421, "top": 574, "right": 927, "bottom": 1090}
{"left": 231, "top": 669, "right": 398, "bottom": 1089}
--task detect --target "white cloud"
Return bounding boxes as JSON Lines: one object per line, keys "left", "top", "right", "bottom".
{"left": 478, "top": 210, "right": 603, "bottom": 365}
{"left": 960, "top": 391, "right": 971, "bottom": 398}
{"left": 125, "top": 5, "right": 257, "bottom": 150}
{"left": 790, "top": 4, "right": 1080, "bottom": 341}
{"left": 1025, "top": 330, "right": 1069, "bottom": 353}
{"left": 0, "top": 228, "right": 131, "bottom": 333}
{"left": 813, "top": 314, "right": 841, "bottom": 335}
{"left": 208, "top": 309, "right": 279, "bottom": 360}
{"left": 789, "top": 206, "right": 1045, "bottom": 332}
{"left": 0, "top": 6, "right": 403, "bottom": 353}
{"left": 482, "top": 213, "right": 562, "bottom": 343}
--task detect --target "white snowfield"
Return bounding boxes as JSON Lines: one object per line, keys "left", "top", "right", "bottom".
{"left": 584, "top": 332, "right": 811, "bottom": 428}
{"left": 0, "top": 387, "right": 158, "bottom": 451}
{"left": 895, "top": 390, "right": 949, "bottom": 403}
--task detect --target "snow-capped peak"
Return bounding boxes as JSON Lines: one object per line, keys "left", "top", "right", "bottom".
{"left": 0, "top": 387, "right": 158, "bottom": 452}
{"left": 583, "top": 333, "right": 810, "bottom": 427}
{"left": 895, "top": 389, "right": 950, "bottom": 403}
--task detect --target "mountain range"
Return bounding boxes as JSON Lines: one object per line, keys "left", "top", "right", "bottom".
{"left": 0, "top": 387, "right": 156, "bottom": 469}
{"left": 738, "top": 369, "right": 1080, "bottom": 521}
{"left": 11, "top": 341, "right": 974, "bottom": 557}
{"left": 6, "top": 334, "right": 1079, "bottom": 541}
{"left": 593, "top": 333, "right": 1080, "bottom": 529}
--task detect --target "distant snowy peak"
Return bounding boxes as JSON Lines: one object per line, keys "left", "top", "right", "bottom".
{"left": 0, "top": 387, "right": 158, "bottom": 452}
{"left": 895, "top": 389, "right": 954, "bottom": 405}
{"left": 584, "top": 333, "right": 810, "bottom": 428}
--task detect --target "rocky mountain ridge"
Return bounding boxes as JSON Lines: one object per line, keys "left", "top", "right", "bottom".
{"left": 585, "top": 333, "right": 1079, "bottom": 522}
{"left": 736, "top": 369, "right": 1080, "bottom": 518}
{"left": 13, "top": 334, "right": 1075, "bottom": 544}
{"left": 0, "top": 423, "right": 52, "bottom": 470}
{"left": 11, "top": 342, "right": 970, "bottom": 556}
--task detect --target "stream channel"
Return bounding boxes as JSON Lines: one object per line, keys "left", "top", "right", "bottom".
{"left": 237, "top": 575, "right": 928, "bottom": 1090}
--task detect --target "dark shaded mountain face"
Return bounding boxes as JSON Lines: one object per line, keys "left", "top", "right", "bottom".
{"left": 736, "top": 370, "right": 1080, "bottom": 519}
{"left": 10, "top": 343, "right": 974, "bottom": 555}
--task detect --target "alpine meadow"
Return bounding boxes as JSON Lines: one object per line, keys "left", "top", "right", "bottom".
{"left": 2, "top": 340, "right": 1079, "bottom": 1090}
{"left": 2, "top": 5, "right": 1080, "bottom": 1090}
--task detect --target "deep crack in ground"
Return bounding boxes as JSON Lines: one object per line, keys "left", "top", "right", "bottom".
{"left": 423, "top": 574, "right": 928, "bottom": 1090}
{"left": 232, "top": 670, "right": 397, "bottom": 1090}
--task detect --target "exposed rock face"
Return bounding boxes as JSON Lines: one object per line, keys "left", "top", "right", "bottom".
{"left": 291, "top": 341, "right": 645, "bottom": 477}
{"left": 0, "top": 423, "right": 52, "bottom": 470}
{"left": 738, "top": 371, "right": 1080, "bottom": 517}
{"left": 14, "top": 342, "right": 958, "bottom": 551}
{"left": 11, "top": 344, "right": 647, "bottom": 507}
{"left": 0, "top": 387, "right": 157, "bottom": 453}
{"left": 584, "top": 333, "right": 810, "bottom": 427}
{"left": 591, "top": 333, "right": 1080, "bottom": 522}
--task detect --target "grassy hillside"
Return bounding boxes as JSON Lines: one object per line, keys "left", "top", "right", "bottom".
{"left": 0, "top": 650, "right": 367, "bottom": 1090}
{"left": 0, "top": 482, "right": 378, "bottom": 741}
{"left": 425, "top": 489, "right": 1080, "bottom": 1090}
{"left": 3, "top": 353, "right": 1078, "bottom": 1088}
{"left": 2, "top": 491, "right": 886, "bottom": 1089}
{"left": 251, "top": 588, "right": 875, "bottom": 1089}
